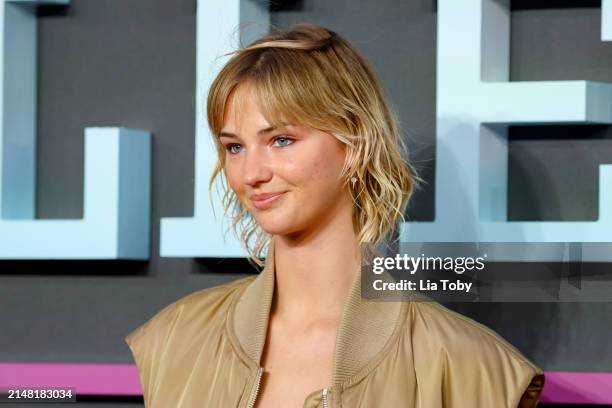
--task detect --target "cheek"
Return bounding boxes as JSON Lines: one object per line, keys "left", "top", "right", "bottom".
{"left": 224, "top": 164, "right": 243, "bottom": 195}
{"left": 289, "top": 151, "right": 344, "bottom": 190}
{"left": 314, "top": 148, "right": 345, "bottom": 181}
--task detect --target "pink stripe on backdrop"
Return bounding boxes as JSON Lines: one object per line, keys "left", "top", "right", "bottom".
{"left": 539, "top": 371, "right": 612, "bottom": 405}
{"left": 1, "top": 364, "right": 612, "bottom": 403}
{"left": 0, "top": 363, "right": 141, "bottom": 396}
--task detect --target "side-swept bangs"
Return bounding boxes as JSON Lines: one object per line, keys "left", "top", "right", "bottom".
{"left": 207, "top": 23, "right": 419, "bottom": 266}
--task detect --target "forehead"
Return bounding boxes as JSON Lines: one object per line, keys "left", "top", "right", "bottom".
{"left": 221, "top": 79, "right": 305, "bottom": 135}
{"left": 222, "top": 83, "right": 268, "bottom": 130}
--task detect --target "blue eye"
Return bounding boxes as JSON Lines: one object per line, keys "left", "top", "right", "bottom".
{"left": 274, "top": 136, "right": 295, "bottom": 147}
{"left": 226, "top": 144, "right": 242, "bottom": 154}
{"left": 225, "top": 137, "right": 294, "bottom": 155}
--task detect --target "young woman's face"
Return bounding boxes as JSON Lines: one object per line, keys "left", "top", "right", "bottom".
{"left": 219, "top": 84, "right": 352, "bottom": 238}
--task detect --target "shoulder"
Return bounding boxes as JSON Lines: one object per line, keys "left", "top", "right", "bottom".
{"left": 124, "top": 275, "right": 256, "bottom": 403}
{"left": 407, "top": 300, "right": 539, "bottom": 367}
{"left": 125, "top": 275, "right": 255, "bottom": 346}
{"left": 405, "top": 300, "right": 545, "bottom": 407}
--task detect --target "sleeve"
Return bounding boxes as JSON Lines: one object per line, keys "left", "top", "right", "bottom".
{"left": 445, "top": 320, "right": 546, "bottom": 408}
{"left": 441, "top": 335, "right": 545, "bottom": 408}
{"left": 517, "top": 371, "right": 545, "bottom": 408}
{"left": 411, "top": 303, "right": 546, "bottom": 407}
{"left": 125, "top": 303, "right": 182, "bottom": 407}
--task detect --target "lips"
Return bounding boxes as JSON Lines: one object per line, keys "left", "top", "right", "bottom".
{"left": 250, "top": 192, "right": 285, "bottom": 201}
{"left": 249, "top": 192, "right": 286, "bottom": 210}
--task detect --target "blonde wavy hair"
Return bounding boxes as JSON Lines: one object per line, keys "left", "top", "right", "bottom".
{"left": 207, "top": 23, "right": 419, "bottom": 267}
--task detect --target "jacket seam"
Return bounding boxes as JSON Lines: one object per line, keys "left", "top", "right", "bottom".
{"left": 338, "top": 300, "right": 410, "bottom": 390}
{"left": 224, "top": 276, "right": 260, "bottom": 371}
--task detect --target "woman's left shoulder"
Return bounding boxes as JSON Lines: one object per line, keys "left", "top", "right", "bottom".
{"left": 407, "top": 300, "right": 538, "bottom": 365}
{"left": 404, "top": 300, "right": 545, "bottom": 407}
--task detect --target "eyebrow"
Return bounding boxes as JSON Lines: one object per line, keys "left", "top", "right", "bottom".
{"left": 219, "top": 126, "right": 281, "bottom": 139}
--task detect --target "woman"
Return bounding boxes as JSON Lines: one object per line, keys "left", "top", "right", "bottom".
{"left": 125, "top": 24, "right": 545, "bottom": 407}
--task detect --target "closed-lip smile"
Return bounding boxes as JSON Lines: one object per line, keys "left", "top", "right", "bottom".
{"left": 249, "top": 191, "right": 286, "bottom": 210}
{"left": 250, "top": 192, "right": 285, "bottom": 201}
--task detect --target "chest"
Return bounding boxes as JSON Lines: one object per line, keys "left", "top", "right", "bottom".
{"left": 253, "top": 321, "right": 337, "bottom": 408}
{"left": 148, "top": 329, "right": 414, "bottom": 408}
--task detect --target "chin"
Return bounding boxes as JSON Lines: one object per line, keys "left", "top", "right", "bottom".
{"left": 255, "top": 214, "right": 301, "bottom": 236}
{"left": 257, "top": 222, "right": 293, "bottom": 236}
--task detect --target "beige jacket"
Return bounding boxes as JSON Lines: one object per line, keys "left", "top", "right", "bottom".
{"left": 125, "top": 242, "right": 545, "bottom": 407}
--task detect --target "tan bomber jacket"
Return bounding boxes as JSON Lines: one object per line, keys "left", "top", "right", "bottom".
{"left": 125, "top": 241, "right": 545, "bottom": 407}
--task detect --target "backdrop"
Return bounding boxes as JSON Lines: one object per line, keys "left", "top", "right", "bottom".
{"left": 1, "top": 0, "right": 611, "bottom": 406}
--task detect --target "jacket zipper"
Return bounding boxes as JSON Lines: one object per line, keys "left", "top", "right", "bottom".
{"left": 246, "top": 368, "right": 329, "bottom": 408}
{"left": 246, "top": 367, "right": 264, "bottom": 408}
{"left": 322, "top": 387, "right": 329, "bottom": 408}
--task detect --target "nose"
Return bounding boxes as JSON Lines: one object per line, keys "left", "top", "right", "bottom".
{"left": 242, "top": 146, "right": 272, "bottom": 186}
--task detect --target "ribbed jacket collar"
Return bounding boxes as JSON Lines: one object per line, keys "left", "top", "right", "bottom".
{"left": 227, "top": 237, "right": 404, "bottom": 387}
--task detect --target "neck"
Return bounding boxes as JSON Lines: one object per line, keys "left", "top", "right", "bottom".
{"left": 228, "top": 233, "right": 405, "bottom": 386}
{"left": 272, "top": 215, "right": 361, "bottom": 325}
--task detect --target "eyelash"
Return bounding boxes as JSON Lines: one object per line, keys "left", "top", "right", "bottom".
{"left": 225, "top": 136, "right": 295, "bottom": 155}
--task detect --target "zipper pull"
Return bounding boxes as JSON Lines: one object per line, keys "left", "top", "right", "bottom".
{"left": 322, "top": 387, "right": 329, "bottom": 408}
